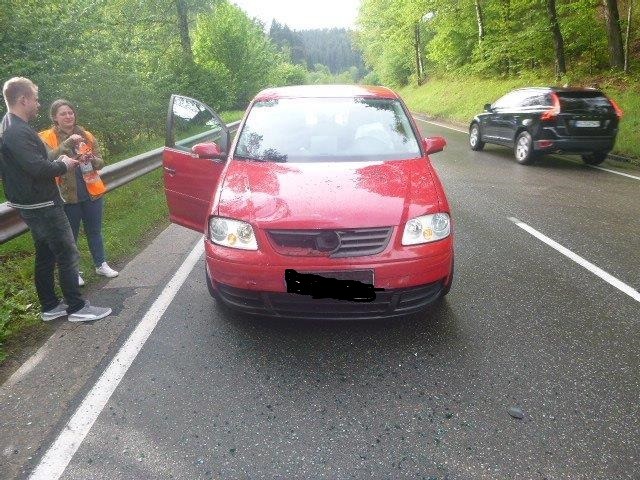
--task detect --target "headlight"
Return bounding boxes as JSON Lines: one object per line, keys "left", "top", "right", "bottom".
{"left": 401, "top": 213, "right": 451, "bottom": 245}
{"left": 208, "top": 217, "right": 258, "bottom": 250}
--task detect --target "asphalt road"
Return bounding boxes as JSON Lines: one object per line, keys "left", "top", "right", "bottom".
{"left": 1, "top": 119, "right": 639, "bottom": 479}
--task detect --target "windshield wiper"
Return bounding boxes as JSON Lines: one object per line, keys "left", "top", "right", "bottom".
{"left": 233, "top": 154, "right": 261, "bottom": 161}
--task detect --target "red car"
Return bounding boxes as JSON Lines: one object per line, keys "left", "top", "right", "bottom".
{"left": 162, "top": 85, "right": 453, "bottom": 319}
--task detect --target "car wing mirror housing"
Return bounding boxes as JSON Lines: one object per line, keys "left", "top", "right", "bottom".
{"left": 192, "top": 142, "right": 227, "bottom": 160}
{"left": 423, "top": 136, "right": 447, "bottom": 155}
{"left": 484, "top": 103, "right": 493, "bottom": 112}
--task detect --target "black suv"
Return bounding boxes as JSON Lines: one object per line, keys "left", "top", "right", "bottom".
{"left": 469, "top": 87, "right": 622, "bottom": 165}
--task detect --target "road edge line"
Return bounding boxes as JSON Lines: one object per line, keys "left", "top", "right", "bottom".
{"left": 28, "top": 238, "right": 204, "bottom": 480}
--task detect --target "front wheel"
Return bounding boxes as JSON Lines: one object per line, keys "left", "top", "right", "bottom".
{"left": 514, "top": 131, "right": 537, "bottom": 165}
{"left": 469, "top": 123, "right": 485, "bottom": 151}
{"left": 581, "top": 151, "right": 608, "bottom": 165}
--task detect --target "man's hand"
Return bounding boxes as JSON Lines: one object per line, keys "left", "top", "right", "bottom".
{"left": 58, "top": 154, "right": 79, "bottom": 170}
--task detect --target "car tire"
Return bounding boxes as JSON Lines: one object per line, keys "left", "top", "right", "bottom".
{"left": 581, "top": 151, "right": 608, "bottom": 165}
{"left": 469, "top": 123, "right": 485, "bottom": 151}
{"left": 514, "top": 131, "right": 537, "bottom": 165}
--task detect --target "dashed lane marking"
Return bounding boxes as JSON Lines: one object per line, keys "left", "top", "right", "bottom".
{"left": 509, "top": 217, "right": 639, "bottom": 304}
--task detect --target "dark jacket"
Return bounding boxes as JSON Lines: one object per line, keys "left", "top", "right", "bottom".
{"left": 0, "top": 113, "right": 68, "bottom": 209}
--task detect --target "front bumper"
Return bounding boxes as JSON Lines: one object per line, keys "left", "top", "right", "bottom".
{"left": 211, "top": 278, "right": 445, "bottom": 319}
{"left": 204, "top": 236, "right": 453, "bottom": 319}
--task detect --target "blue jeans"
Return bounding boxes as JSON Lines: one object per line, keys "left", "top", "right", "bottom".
{"left": 64, "top": 197, "right": 106, "bottom": 267}
{"left": 19, "top": 205, "right": 85, "bottom": 313}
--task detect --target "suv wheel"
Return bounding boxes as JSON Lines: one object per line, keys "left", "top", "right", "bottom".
{"left": 514, "top": 131, "right": 536, "bottom": 165}
{"left": 581, "top": 151, "right": 608, "bottom": 165}
{"left": 469, "top": 123, "right": 485, "bottom": 151}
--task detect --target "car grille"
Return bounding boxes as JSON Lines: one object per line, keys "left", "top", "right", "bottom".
{"left": 214, "top": 281, "right": 444, "bottom": 320}
{"left": 267, "top": 227, "right": 393, "bottom": 258}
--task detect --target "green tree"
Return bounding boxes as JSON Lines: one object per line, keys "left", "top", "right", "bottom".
{"left": 193, "top": 1, "right": 278, "bottom": 107}
{"left": 270, "top": 61, "right": 309, "bottom": 86}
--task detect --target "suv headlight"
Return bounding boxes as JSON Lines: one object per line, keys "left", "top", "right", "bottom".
{"left": 208, "top": 217, "right": 258, "bottom": 250}
{"left": 402, "top": 213, "right": 451, "bottom": 245}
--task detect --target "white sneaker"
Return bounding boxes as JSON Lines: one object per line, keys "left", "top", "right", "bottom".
{"left": 41, "top": 301, "right": 69, "bottom": 321}
{"left": 68, "top": 302, "right": 112, "bottom": 322}
{"left": 78, "top": 274, "right": 85, "bottom": 286}
{"left": 96, "top": 262, "right": 118, "bottom": 278}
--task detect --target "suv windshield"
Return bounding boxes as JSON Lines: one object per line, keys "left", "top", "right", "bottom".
{"left": 556, "top": 91, "right": 614, "bottom": 113}
{"left": 234, "top": 97, "right": 421, "bottom": 162}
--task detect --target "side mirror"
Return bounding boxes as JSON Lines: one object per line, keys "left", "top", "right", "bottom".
{"left": 192, "top": 142, "right": 227, "bottom": 160}
{"left": 423, "top": 136, "right": 446, "bottom": 155}
{"left": 484, "top": 103, "right": 493, "bottom": 112}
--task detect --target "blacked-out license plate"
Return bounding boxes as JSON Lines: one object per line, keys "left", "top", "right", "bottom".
{"left": 284, "top": 269, "right": 379, "bottom": 302}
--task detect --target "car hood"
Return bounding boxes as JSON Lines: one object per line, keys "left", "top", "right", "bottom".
{"left": 216, "top": 158, "right": 442, "bottom": 229}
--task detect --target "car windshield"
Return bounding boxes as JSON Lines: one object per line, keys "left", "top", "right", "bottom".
{"left": 234, "top": 97, "right": 421, "bottom": 162}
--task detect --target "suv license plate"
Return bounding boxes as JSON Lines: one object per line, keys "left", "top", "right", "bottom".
{"left": 575, "top": 120, "right": 600, "bottom": 127}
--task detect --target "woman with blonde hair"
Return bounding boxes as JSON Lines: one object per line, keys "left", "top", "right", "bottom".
{"left": 39, "top": 99, "right": 118, "bottom": 285}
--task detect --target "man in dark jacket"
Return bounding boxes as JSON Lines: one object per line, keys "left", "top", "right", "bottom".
{"left": 0, "top": 77, "right": 111, "bottom": 322}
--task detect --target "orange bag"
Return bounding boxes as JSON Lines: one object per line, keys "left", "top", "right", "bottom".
{"left": 77, "top": 142, "right": 106, "bottom": 196}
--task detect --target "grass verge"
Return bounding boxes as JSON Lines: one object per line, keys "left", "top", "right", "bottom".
{"left": 399, "top": 75, "right": 640, "bottom": 160}
{"left": 0, "top": 111, "right": 243, "bottom": 366}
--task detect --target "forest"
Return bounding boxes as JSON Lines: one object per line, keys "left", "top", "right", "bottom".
{"left": 356, "top": 0, "right": 638, "bottom": 86}
{"left": 1, "top": 1, "right": 637, "bottom": 156}
{"left": 269, "top": 22, "right": 368, "bottom": 77}
{"left": 0, "top": 0, "right": 365, "bottom": 159}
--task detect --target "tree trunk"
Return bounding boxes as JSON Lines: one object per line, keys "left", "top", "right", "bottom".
{"left": 474, "top": 0, "right": 485, "bottom": 42}
{"left": 624, "top": 0, "right": 633, "bottom": 73}
{"left": 545, "top": 0, "right": 566, "bottom": 75}
{"left": 175, "top": 0, "right": 193, "bottom": 62}
{"left": 414, "top": 22, "right": 423, "bottom": 84}
{"left": 501, "top": 0, "right": 511, "bottom": 75}
{"left": 603, "top": 0, "right": 625, "bottom": 69}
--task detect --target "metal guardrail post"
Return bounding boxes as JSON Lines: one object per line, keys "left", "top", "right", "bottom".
{"left": 0, "top": 121, "right": 240, "bottom": 244}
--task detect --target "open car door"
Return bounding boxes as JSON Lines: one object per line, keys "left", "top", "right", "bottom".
{"left": 163, "top": 94, "right": 231, "bottom": 232}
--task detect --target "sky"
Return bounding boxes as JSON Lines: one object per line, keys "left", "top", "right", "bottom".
{"left": 229, "top": 0, "right": 361, "bottom": 30}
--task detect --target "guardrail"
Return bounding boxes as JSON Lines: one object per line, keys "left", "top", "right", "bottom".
{"left": 0, "top": 121, "right": 240, "bottom": 244}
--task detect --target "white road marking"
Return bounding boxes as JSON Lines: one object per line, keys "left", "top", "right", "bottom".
{"left": 509, "top": 217, "right": 640, "bottom": 303}
{"left": 29, "top": 239, "right": 204, "bottom": 480}
{"left": 589, "top": 166, "right": 640, "bottom": 180}
{"left": 415, "top": 116, "right": 640, "bottom": 181}
{"left": 415, "top": 116, "right": 468, "bottom": 134}
{"left": 4, "top": 342, "right": 52, "bottom": 388}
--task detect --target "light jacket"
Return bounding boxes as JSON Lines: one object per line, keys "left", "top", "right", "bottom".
{"left": 39, "top": 125, "right": 105, "bottom": 203}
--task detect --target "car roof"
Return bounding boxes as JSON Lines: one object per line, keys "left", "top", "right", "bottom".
{"left": 511, "top": 86, "right": 605, "bottom": 94}
{"left": 253, "top": 84, "right": 400, "bottom": 102}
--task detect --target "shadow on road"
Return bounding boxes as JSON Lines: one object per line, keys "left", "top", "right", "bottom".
{"left": 210, "top": 298, "right": 464, "bottom": 378}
